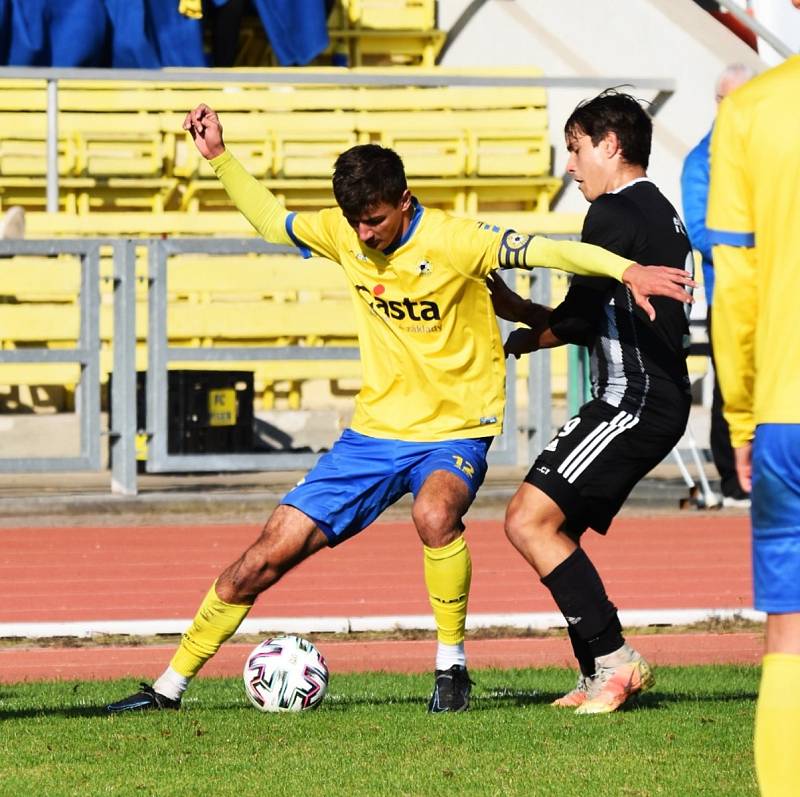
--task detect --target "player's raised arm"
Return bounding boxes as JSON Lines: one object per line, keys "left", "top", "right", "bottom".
{"left": 499, "top": 232, "right": 695, "bottom": 321}
{"left": 183, "top": 104, "right": 292, "bottom": 245}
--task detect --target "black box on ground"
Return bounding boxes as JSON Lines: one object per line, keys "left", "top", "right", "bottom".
{"left": 119, "top": 370, "right": 254, "bottom": 460}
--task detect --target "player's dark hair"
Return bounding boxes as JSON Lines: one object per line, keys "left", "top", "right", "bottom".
{"left": 332, "top": 144, "right": 407, "bottom": 218}
{"left": 564, "top": 89, "right": 652, "bottom": 169}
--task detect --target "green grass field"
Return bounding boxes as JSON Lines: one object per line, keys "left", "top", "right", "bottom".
{"left": 0, "top": 665, "right": 758, "bottom": 797}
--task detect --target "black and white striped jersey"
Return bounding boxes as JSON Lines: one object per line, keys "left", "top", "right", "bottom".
{"left": 549, "top": 179, "right": 693, "bottom": 421}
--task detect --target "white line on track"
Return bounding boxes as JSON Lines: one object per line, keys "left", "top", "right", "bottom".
{"left": 0, "top": 608, "right": 765, "bottom": 639}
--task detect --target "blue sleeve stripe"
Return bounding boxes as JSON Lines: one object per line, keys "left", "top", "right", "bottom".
{"left": 285, "top": 212, "right": 313, "bottom": 259}
{"left": 708, "top": 229, "right": 755, "bottom": 248}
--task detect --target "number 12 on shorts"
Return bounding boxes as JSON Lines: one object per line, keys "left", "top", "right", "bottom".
{"left": 452, "top": 455, "right": 475, "bottom": 478}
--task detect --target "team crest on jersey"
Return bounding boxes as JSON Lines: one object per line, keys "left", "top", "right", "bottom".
{"left": 353, "top": 250, "right": 369, "bottom": 262}
{"left": 417, "top": 259, "right": 432, "bottom": 275}
{"left": 505, "top": 233, "right": 528, "bottom": 249}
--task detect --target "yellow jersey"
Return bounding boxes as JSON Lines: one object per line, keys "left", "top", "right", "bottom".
{"left": 289, "top": 204, "right": 506, "bottom": 440}
{"left": 211, "top": 149, "right": 636, "bottom": 441}
{"left": 708, "top": 56, "right": 800, "bottom": 446}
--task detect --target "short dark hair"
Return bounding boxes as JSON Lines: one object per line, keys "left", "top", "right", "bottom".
{"left": 564, "top": 89, "right": 652, "bottom": 169}
{"left": 332, "top": 144, "right": 408, "bottom": 218}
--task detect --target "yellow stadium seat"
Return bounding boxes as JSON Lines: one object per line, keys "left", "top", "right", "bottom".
{"left": 325, "top": 29, "right": 446, "bottom": 67}
{"left": 73, "top": 131, "right": 164, "bottom": 177}
{"left": 338, "top": 0, "right": 436, "bottom": 30}
{"left": 0, "top": 133, "right": 76, "bottom": 177}
{"left": 469, "top": 131, "right": 551, "bottom": 177}
{"left": 380, "top": 130, "right": 466, "bottom": 177}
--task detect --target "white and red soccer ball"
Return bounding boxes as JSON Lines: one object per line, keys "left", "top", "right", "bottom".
{"left": 243, "top": 635, "right": 328, "bottom": 712}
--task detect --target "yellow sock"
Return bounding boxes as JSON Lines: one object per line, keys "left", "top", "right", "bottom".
{"left": 170, "top": 582, "right": 253, "bottom": 678}
{"left": 424, "top": 535, "right": 471, "bottom": 646}
{"left": 755, "top": 653, "right": 800, "bottom": 796}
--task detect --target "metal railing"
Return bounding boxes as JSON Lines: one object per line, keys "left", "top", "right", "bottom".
{"left": 0, "top": 239, "right": 104, "bottom": 473}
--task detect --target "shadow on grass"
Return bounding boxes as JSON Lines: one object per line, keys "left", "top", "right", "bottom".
{"left": 476, "top": 687, "right": 560, "bottom": 708}
{"left": 638, "top": 689, "right": 758, "bottom": 707}
{"left": 0, "top": 704, "right": 115, "bottom": 719}
{"left": 0, "top": 687, "right": 758, "bottom": 720}
{"left": 474, "top": 686, "right": 759, "bottom": 713}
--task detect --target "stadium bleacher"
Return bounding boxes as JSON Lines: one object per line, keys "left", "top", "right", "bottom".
{"left": 0, "top": 75, "right": 560, "bottom": 221}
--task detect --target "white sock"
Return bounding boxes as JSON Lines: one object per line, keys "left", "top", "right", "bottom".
{"left": 153, "top": 666, "right": 190, "bottom": 701}
{"left": 436, "top": 641, "right": 466, "bottom": 671}
{"left": 595, "top": 643, "right": 635, "bottom": 669}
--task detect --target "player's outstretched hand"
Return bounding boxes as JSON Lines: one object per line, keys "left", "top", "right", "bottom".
{"left": 183, "top": 104, "right": 225, "bottom": 160}
{"left": 622, "top": 263, "right": 696, "bottom": 321}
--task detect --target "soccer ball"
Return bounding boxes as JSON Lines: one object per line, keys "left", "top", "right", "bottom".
{"left": 243, "top": 635, "right": 328, "bottom": 712}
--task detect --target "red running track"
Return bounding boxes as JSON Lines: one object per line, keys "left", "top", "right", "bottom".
{"left": 0, "top": 514, "right": 758, "bottom": 682}
{"left": 0, "top": 516, "right": 752, "bottom": 621}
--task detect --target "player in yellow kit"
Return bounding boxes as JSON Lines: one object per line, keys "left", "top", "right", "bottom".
{"left": 107, "top": 103, "right": 693, "bottom": 714}
{"left": 708, "top": 44, "right": 800, "bottom": 796}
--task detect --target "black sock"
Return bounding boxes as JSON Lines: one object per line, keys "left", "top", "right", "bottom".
{"left": 541, "top": 547, "right": 624, "bottom": 660}
{"left": 567, "top": 623, "right": 596, "bottom": 677}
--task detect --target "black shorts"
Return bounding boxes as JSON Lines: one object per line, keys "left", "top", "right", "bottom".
{"left": 525, "top": 399, "right": 688, "bottom": 536}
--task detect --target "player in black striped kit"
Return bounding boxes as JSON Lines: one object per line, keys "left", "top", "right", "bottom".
{"left": 490, "top": 90, "right": 693, "bottom": 713}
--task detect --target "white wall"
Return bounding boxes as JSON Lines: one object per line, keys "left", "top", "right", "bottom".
{"left": 437, "top": 0, "right": 766, "bottom": 215}
{"left": 751, "top": 0, "right": 800, "bottom": 63}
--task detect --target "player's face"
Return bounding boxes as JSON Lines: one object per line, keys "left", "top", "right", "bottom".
{"left": 565, "top": 131, "right": 615, "bottom": 202}
{"left": 346, "top": 190, "right": 412, "bottom": 251}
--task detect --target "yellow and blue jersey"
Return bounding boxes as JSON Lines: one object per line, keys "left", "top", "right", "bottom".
{"left": 707, "top": 55, "right": 800, "bottom": 447}
{"left": 288, "top": 202, "right": 507, "bottom": 441}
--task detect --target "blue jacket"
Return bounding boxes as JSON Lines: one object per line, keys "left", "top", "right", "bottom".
{"left": 681, "top": 128, "right": 715, "bottom": 305}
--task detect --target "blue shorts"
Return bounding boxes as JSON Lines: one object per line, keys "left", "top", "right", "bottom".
{"left": 281, "top": 429, "right": 492, "bottom": 546}
{"left": 752, "top": 424, "right": 800, "bottom": 613}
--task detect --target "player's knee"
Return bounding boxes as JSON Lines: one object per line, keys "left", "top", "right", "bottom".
{"left": 412, "top": 500, "right": 462, "bottom": 548}
{"left": 504, "top": 498, "right": 553, "bottom": 551}
{"left": 504, "top": 501, "right": 532, "bottom": 551}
